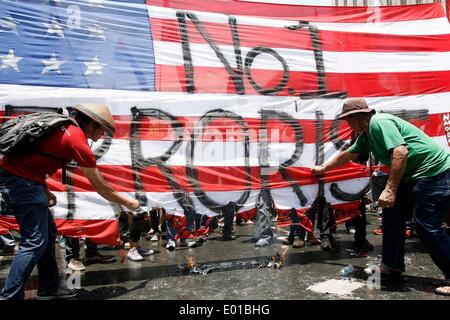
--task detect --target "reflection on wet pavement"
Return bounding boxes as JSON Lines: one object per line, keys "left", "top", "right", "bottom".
{"left": 0, "top": 215, "right": 448, "bottom": 300}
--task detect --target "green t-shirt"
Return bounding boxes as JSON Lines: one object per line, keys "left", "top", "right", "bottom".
{"left": 347, "top": 113, "right": 450, "bottom": 183}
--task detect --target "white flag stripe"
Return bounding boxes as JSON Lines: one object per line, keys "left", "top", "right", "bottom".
{"left": 51, "top": 176, "right": 369, "bottom": 219}
{"left": 153, "top": 40, "right": 450, "bottom": 73}
{"left": 92, "top": 136, "right": 449, "bottom": 167}
{"left": 147, "top": 5, "right": 450, "bottom": 36}
{"left": 0, "top": 84, "right": 449, "bottom": 118}
{"left": 94, "top": 139, "right": 342, "bottom": 167}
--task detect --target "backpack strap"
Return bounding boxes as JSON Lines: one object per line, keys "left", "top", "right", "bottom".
{"left": 35, "top": 119, "right": 79, "bottom": 185}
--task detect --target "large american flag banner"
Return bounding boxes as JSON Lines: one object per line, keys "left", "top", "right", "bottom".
{"left": 0, "top": 0, "right": 449, "bottom": 244}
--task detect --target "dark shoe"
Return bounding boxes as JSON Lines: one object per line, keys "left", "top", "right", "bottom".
{"left": 364, "top": 265, "right": 403, "bottom": 282}
{"left": 306, "top": 233, "right": 321, "bottom": 245}
{"left": 235, "top": 216, "right": 246, "bottom": 226}
{"left": 379, "top": 265, "right": 403, "bottom": 281}
{"left": 1, "top": 246, "right": 16, "bottom": 256}
{"left": 282, "top": 234, "right": 294, "bottom": 245}
{"left": 37, "top": 288, "right": 77, "bottom": 300}
{"left": 354, "top": 238, "right": 374, "bottom": 252}
{"left": 363, "top": 266, "right": 403, "bottom": 288}
{"left": 85, "top": 252, "right": 115, "bottom": 265}
{"left": 196, "top": 235, "right": 207, "bottom": 243}
{"left": 222, "top": 233, "right": 236, "bottom": 241}
{"left": 379, "top": 271, "right": 403, "bottom": 287}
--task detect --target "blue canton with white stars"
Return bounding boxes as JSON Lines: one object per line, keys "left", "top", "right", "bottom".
{"left": 0, "top": 0, "right": 155, "bottom": 91}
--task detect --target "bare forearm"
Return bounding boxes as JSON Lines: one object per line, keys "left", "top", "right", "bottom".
{"left": 312, "top": 150, "right": 360, "bottom": 175}
{"left": 323, "top": 150, "right": 359, "bottom": 171}
{"left": 94, "top": 182, "right": 134, "bottom": 208}
{"left": 385, "top": 145, "right": 408, "bottom": 193}
{"left": 82, "top": 167, "right": 139, "bottom": 210}
{"left": 378, "top": 145, "right": 408, "bottom": 208}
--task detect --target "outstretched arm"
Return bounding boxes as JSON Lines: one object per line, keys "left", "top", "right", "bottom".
{"left": 82, "top": 166, "right": 140, "bottom": 211}
{"left": 311, "top": 150, "right": 360, "bottom": 175}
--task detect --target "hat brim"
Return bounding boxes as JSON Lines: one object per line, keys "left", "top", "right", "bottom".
{"left": 70, "top": 105, "right": 115, "bottom": 135}
{"left": 337, "top": 108, "right": 375, "bottom": 119}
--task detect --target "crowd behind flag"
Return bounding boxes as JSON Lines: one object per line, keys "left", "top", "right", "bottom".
{"left": 0, "top": 0, "right": 449, "bottom": 244}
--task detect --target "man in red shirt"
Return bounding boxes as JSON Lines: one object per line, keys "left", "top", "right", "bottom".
{"left": 0, "top": 104, "right": 140, "bottom": 300}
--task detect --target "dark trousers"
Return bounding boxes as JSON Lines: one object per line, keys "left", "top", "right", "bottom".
{"left": 222, "top": 203, "right": 236, "bottom": 235}
{"left": 353, "top": 200, "right": 367, "bottom": 243}
{"left": 320, "top": 207, "right": 335, "bottom": 239}
{"left": 118, "top": 213, "right": 145, "bottom": 243}
{"left": 308, "top": 196, "right": 335, "bottom": 239}
{"left": 382, "top": 169, "right": 450, "bottom": 277}
{"left": 184, "top": 207, "right": 195, "bottom": 233}
{"left": 289, "top": 208, "right": 306, "bottom": 240}
{"left": 146, "top": 209, "right": 161, "bottom": 234}
{"left": 0, "top": 174, "right": 59, "bottom": 300}
{"left": 65, "top": 237, "right": 98, "bottom": 263}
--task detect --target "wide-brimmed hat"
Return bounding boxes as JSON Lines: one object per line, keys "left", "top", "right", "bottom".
{"left": 337, "top": 98, "right": 375, "bottom": 119}
{"left": 69, "top": 103, "right": 115, "bottom": 134}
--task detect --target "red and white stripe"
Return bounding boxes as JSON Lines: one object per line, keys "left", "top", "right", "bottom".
{"left": 1, "top": 1, "right": 450, "bottom": 243}
{"left": 148, "top": 1, "right": 450, "bottom": 96}
{"left": 148, "top": 1, "right": 446, "bottom": 23}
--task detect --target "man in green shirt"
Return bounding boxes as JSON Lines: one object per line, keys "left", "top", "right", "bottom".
{"left": 312, "top": 98, "right": 450, "bottom": 295}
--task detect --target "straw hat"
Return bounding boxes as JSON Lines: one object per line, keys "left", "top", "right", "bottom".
{"left": 69, "top": 103, "right": 115, "bottom": 134}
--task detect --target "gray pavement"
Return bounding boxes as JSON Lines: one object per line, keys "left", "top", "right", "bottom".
{"left": 0, "top": 213, "right": 449, "bottom": 300}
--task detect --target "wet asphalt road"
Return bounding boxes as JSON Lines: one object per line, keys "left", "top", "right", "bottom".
{"left": 0, "top": 213, "right": 449, "bottom": 301}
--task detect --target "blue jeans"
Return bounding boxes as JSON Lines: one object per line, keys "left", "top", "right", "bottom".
{"left": 166, "top": 220, "right": 178, "bottom": 241}
{"left": 0, "top": 172, "right": 59, "bottom": 300}
{"left": 381, "top": 169, "right": 450, "bottom": 277}
{"left": 184, "top": 207, "right": 196, "bottom": 233}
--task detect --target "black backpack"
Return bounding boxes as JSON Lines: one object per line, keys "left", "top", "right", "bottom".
{"left": 0, "top": 111, "right": 78, "bottom": 156}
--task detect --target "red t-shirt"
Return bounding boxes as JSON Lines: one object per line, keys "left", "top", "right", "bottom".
{"left": 0, "top": 124, "right": 96, "bottom": 184}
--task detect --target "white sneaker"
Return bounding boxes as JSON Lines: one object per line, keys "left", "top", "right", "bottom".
{"left": 150, "top": 234, "right": 159, "bottom": 242}
{"left": 137, "top": 247, "right": 154, "bottom": 256}
{"left": 255, "top": 237, "right": 271, "bottom": 247}
{"left": 180, "top": 238, "right": 197, "bottom": 248}
{"left": 67, "top": 259, "right": 86, "bottom": 271}
{"left": 166, "top": 239, "right": 176, "bottom": 250}
{"left": 127, "top": 247, "right": 143, "bottom": 261}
